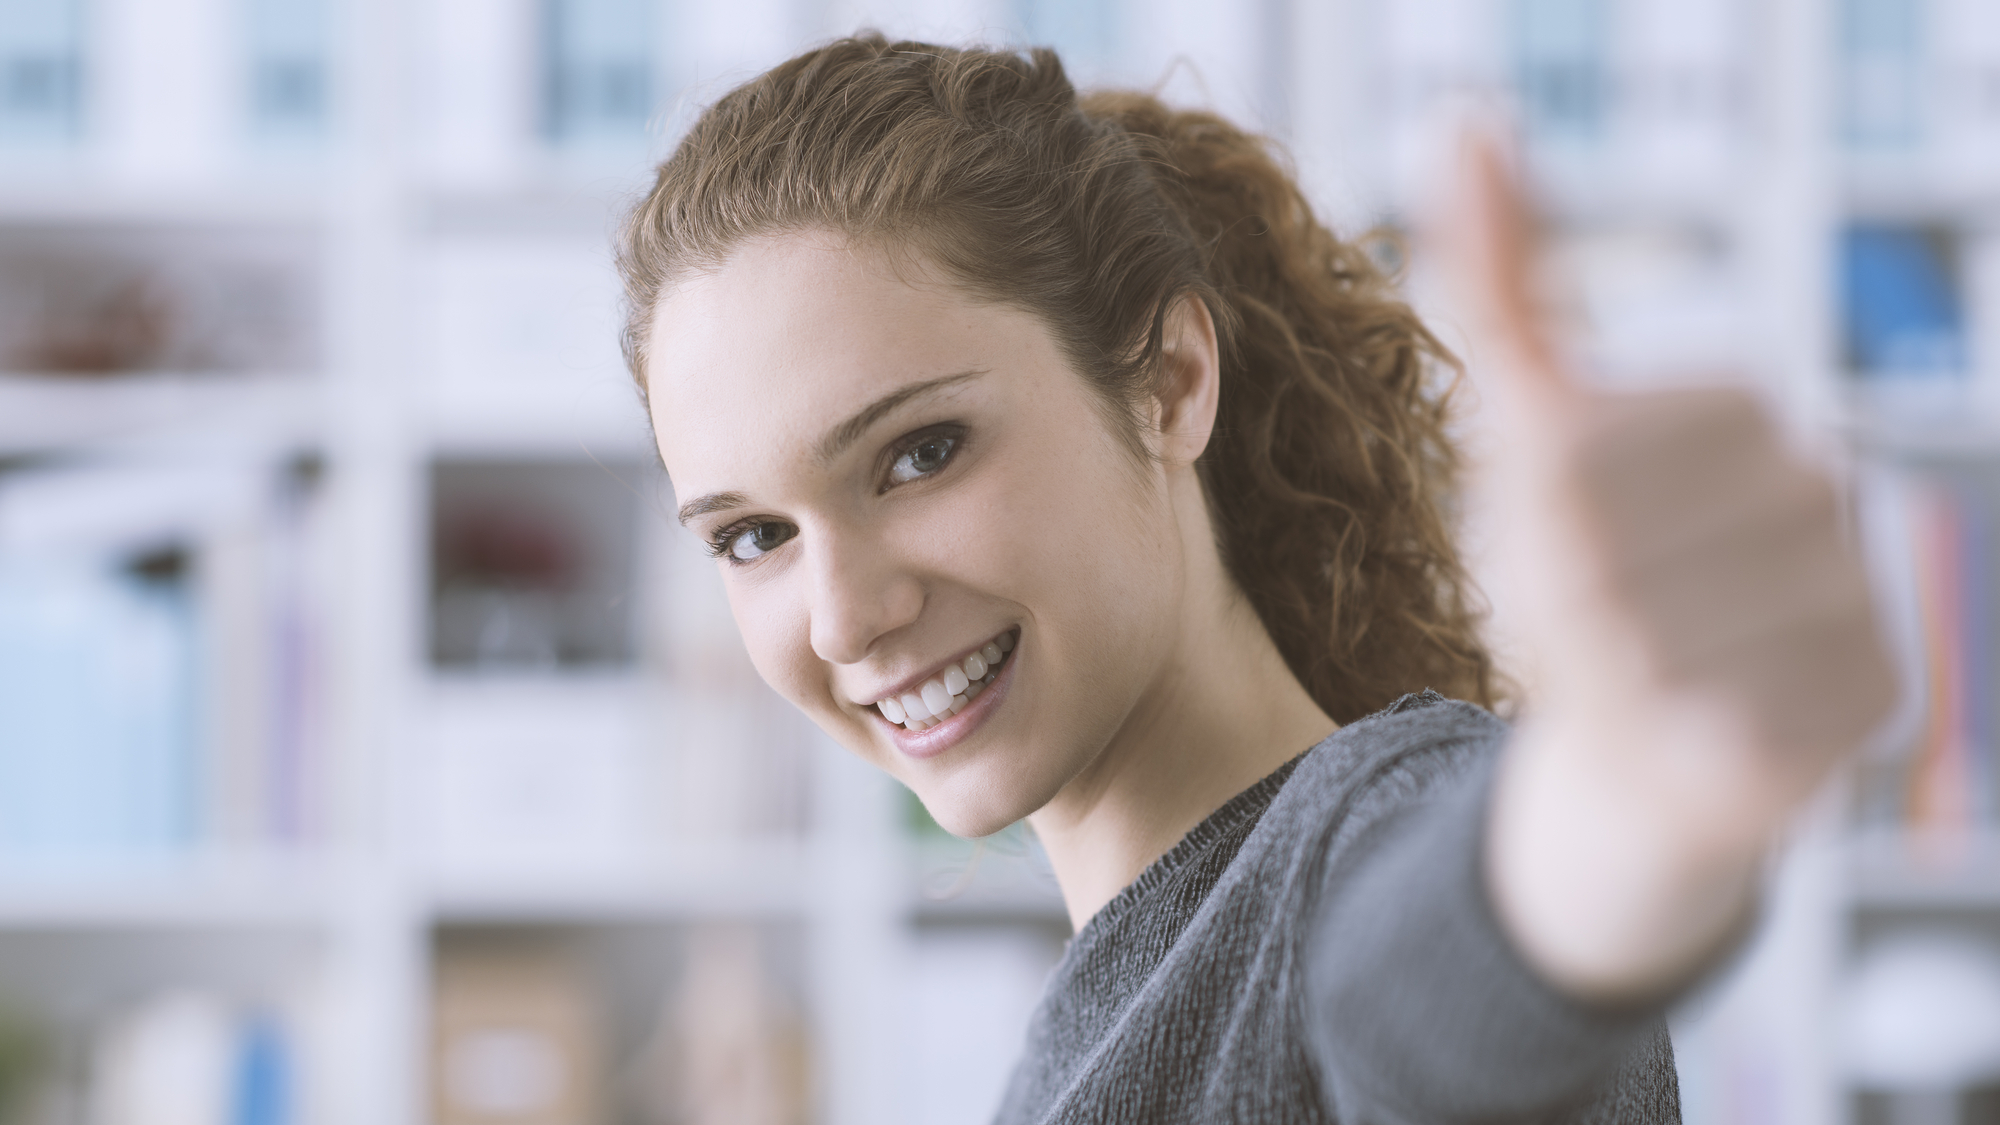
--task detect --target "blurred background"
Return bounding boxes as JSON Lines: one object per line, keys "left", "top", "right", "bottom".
{"left": 0, "top": 0, "right": 1995, "bottom": 1123}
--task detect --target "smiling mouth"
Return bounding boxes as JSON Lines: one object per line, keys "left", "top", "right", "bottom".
{"left": 873, "top": 630, "right": 1016, "bottom": 731}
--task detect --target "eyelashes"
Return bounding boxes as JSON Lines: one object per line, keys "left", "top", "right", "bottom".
{"left": 706, "top": 517, "right": 795, "bottom": 563}
{"left": 706, "top": 423, "right": 967, "bottom": 566}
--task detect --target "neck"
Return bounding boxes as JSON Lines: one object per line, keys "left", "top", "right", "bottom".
{"left": 1027, "top": 480, "right": 1337, "bottom": 932}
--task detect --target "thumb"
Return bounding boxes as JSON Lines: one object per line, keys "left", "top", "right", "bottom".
{"left": 1428, "top": 126, "right": 1578, "bottom": 432}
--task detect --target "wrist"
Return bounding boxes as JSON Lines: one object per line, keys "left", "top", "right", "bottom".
{"left": 1484, "top": 709, "right": 1768, "bottom": 1005}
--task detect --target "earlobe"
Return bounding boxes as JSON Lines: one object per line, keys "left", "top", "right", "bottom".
{"left": 1155, "top": 295, "right": 1222, "bottom": 467}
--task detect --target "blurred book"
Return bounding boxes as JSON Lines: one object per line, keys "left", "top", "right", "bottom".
{"left": 1841, "top": 0, "right": 1926, "bottom": 150}
{"left": 1844, "top": 224, "right": 1968, "bottom": 382}
{"left": 0, "top": 546, "right": 202, "bottom": 858}
{"left": 1378, "top": 0, "right": 1744, "bottom": 198}
{"left": 0, "top": 0, "right": 82, "bottom": 145}
{"left": 91, "top": 992, "right": 294, "bottom": 1125}
{"left": 432, "top": 940, "right": 601, "bottom": 1125}
{"left": 1512, "top": 0, "right": 1610, "bottom": 148}
{"left": 624, "top": 922, "right": 809, "bottom": 1125}
{"left": 244, "top": 0, "right": 330, "bottom": 145}
{"left": 541, "top": 0, "right": 655, "bottom": 147}
{"left": 1016, "top": 0, "right": 1121, "bottom": 82}
{"left": 1857, "top": 468, "right": 1998, "bottom": 841}
{"left": 0, "top": 454, "right": 330, "bottom": 862}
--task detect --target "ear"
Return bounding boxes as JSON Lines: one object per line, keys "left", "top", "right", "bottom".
{"left": 1153, "top": 295, "right": 1222, "bottom": 468}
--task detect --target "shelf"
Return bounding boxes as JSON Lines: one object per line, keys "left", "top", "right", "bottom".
{"left": 1845, "top": 418, "right": 2000, "bottom": 461}
{"left": 420, "top": 380, "right": 656, "bottom": 463}
{"left": 1842, "top": 163, "right": 2000, "bottom": 224}
{"left": 1849, "top": 830, "right": 2000, "bottom": 910}
{"left": 0, "top": 852, "right": 348, "bottom": 929}
{"left": 424, "top": 839, "right": 813, "bottom": 922}
{"left": 0, "top": 372, "right": 319, "bottom": 458}
{"left": 0, "top": 177, "right": 334, "bottom": 228}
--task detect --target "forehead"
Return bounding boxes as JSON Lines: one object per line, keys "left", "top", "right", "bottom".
{"left": 644, "top": 233, "right": 1021, "bottom": 493}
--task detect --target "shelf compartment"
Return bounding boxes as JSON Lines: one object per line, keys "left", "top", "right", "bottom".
{"left": 0, "top": 222, "right": 320, "bottom": 378}
{"left": 429, "top": 917, "right": 811, "bottom": 1125}
{"left": 428, "top": 458, "right": 648, "bottom": 672}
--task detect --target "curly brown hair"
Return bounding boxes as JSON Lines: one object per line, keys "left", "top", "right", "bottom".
{"left": 619, "top": 34, "right": 1499, "bottom": 723}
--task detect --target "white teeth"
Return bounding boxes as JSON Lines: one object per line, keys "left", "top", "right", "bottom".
{"left": 920, "top": 680, "right": 952, "bottom": 717}
{"left": 884, "top": 633, "right": 1017, "bottom": 730}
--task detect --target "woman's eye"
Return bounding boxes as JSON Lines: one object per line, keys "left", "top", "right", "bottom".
{"left": 888, "top": 433, "right": 958, "bottom": 485}
{"left": 723, "top": 521, "right": 796, "bottom": 562}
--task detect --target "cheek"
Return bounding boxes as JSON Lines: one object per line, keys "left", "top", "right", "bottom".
{"left": 721, "top": 573, "right": 824, "bottom": 716}
{"left": 938, "top": 420, "right": 1180, "bottom": 656}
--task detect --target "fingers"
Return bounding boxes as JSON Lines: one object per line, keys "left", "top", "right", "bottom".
{"left": 1557, "top": 391, "right": 1897, "bottom": 761}
{"left": 1429, "top": 125, "right": 1575, "bottom": 430}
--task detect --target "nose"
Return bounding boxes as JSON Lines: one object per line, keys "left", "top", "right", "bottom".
{"left": 806, "top": 526, "right": 923, "bottom": 666}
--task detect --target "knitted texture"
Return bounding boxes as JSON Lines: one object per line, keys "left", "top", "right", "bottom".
{"left": 993, "top": 691, "right": 1681, "bottom": 1124}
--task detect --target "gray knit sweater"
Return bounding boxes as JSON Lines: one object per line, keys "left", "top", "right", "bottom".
{"left": 993, "top": 691, "right": 1682, "bottom": 1124}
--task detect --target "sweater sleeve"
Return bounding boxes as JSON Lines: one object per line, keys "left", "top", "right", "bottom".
{"left": 1303, "top": 708, "right": 1681, "bottom": 1124}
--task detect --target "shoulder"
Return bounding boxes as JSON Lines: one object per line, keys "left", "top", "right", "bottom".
{"left": 1279, "top": 689, "right": 1509, "bottom": 832}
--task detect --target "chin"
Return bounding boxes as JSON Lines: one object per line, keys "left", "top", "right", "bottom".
{"left": 925, "top": 803, "right": 1021, "bottom": 840}
{"left": 915, "top": 769, "right": 1054, "bottom": 840}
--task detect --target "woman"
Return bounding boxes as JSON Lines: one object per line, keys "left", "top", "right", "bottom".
{"left": 621, "top": 34, "right": 1893, "bottom": 1123}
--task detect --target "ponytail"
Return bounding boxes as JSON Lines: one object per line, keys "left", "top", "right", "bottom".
{"left": 621, "top": 35, "right": 1500, "bottom": 722}
{"left": 1080, "top": 92, "right": 1500, "bottom": 721}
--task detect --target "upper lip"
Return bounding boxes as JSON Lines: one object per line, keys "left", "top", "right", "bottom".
{"left": 853, "top": 630, "right": 1010, "bottom": 708}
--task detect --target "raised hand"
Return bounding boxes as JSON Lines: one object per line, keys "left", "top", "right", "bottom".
{"left": 1437, "top": 132, "right": 1898, "bottom": 1001}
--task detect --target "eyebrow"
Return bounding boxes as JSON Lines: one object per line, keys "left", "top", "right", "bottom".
{"left": 675, "top": 369, "right": 986, "bottom": 527}
{"left": 813, "top": 368, "right": 984, "bottom": 464}
{"left": 676, "top": 490, "right": 749, "bottom": 526}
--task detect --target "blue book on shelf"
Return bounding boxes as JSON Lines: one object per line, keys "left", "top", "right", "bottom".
{"left": 1841, "top": 225, "right": 1967, "bottom": 377}
{"left": 232, "top": 1015, "right": 291, "bottom": 1125}
{"left": 1840, "top": 0, "right": 1924, "bottom": 148}
{"left": 0, "top": 550, "right": 200, "bottom": 859}
{"left": 1511, "top": 0, "right": 1610, "bottom": 146}
{"left": 1018, "top": 0, "right": 1120, "bottom": 78}
{"left": 542, "top": 0, "right": 654, "bottom": 145}
{"left": 0, "top": 0, "right": 82, "bottom": 143}
{"left": 245, "top": 0, "right": 330, "bottom": 142}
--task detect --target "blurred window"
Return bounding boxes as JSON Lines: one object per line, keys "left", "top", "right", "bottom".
{"left": 541, "top": 0, "right": 653, "bottom": 147}
{"left": 245, "top": 0, "right": 331, "bottom": 143}
{"left": 0, "top": 0, "right": 83, "bottom": 144}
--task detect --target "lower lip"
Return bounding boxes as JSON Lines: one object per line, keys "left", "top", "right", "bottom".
{"left": 881, "top": 641, "right": 1018, "bottom": 760}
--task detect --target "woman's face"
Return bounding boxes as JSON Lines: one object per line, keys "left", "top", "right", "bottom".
{"left": 645, "top": 232, "right": 1196, "bottom": 836}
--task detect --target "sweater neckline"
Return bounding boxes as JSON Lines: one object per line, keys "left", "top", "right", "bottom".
{"left": 1071, "top": 748, "right": 1313, "bottom": 944}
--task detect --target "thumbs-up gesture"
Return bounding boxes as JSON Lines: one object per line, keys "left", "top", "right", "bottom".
{"left": 1441, "top": 135, "right": 1899, "bottom": 1001}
